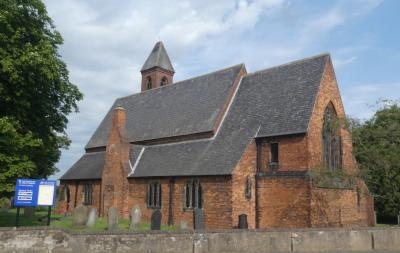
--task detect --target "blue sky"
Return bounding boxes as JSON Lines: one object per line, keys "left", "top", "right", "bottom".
{"left": 42, "top": 0, "right": 400, "bottom": 179}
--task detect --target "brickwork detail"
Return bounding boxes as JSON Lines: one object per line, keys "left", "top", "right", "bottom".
{"left": 100, "top": 107, "right": 130, "bottom": 217}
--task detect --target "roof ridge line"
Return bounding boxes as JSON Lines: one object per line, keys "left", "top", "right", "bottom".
{"left": 246, "top": 53, "right": 330, "bottom": 77}
{"left": 117, "top": 63, "right": 245, "bottom": 100}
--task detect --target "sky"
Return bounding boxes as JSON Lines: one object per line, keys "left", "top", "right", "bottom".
{"left": 42, "top": 0, "right": 400, "bottom": 180}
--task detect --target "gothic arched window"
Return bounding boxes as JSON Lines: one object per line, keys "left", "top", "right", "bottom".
{"left": 146, "top": 77, "right": 152, "bottom": 89}
{"left": 160, "top": 77, "right": 168, "bottom": 86}
{"left": 322, "top": 103, "right": 342, "bottom": 172}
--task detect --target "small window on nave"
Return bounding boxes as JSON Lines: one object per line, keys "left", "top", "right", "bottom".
{"left": 147, "top": 181, "right": 162, "bottom": 208}
{"left": 184, "top": 179, "right": 202, "bottom": 209}
{"left": 83, "top": 183, "right": 93, "bottom": 205}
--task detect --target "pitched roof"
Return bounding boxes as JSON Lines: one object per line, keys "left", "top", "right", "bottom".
{"left": 61, "top": 54, "right": 330, "bottom": 180}
{"left": 85, "top": 64, "right": 244, "bottom": 149}
{"left": 130, "top": 54, "right": 329, "bottom": 177}
{"left": 253, "top": 53, "right": 329, "bottom": 137}
{"left": 60, "top": 151, "right": 105, "bottom": 180}
{"left": 141, "top": 41, "right": 175, "bottom": 73}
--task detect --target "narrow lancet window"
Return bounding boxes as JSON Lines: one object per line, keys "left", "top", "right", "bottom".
{"left": 322, "top": 103, "right": 342, "bottom": 172}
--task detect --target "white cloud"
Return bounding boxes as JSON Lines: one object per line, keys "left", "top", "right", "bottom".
{"left": 342, "top": 83, "right": 400, "bottom": 120}
{"left": 332, "top": 56, "right": 358, "bottom": 68}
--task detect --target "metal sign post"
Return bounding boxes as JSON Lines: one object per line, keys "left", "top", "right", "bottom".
{"left": 15, "top": 207, "right": 20, "bottom": 227}
{"left": 13, "top": 179, "right": 57, "bottom": 227}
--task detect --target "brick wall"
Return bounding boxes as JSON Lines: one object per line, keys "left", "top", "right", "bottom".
{"left": 305, "top": 57, "right": 372, "bottom": 227}
{"left": 141, "top": 67, "right": 174, "bottom": 91}
{"left": 307, "top": 58, "right": 357, "bottom": 173}
{"left": 259, "top": 135, "right": 308, "bottom": 173}
{"left": 101, "top": 107, "right": 130, "bottom": 217}
{"left": 310, "top": 183, "right": 370, "bottom": 227}
{"left": 231, "top": 140, "right": 257, "bottom": 229}
{"left": 258, "top": 177, "right": 311, "bottom": 228}
{"left": 127, "top": 176, "right": 233, "bottom": 229}
{"left": 58, "top": 180, "right": 102, "bottom": 215}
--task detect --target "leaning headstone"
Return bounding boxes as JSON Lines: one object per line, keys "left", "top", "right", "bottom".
{"left": 180, "top": 220, "right": 188, "bottom": 230}
{"left": 24, "top": 206, "right": 35, "bottom": 218}
{"left": 238, "top": 214, "right": 248, "bottom": 229}
{"left": 129, "top": 205, "right": 141, "bottom": 231}
{"left": 151, "top": 209, "right": 161, "bottom": 230}
{"left": 86, "top": 208, "right": 97, "bottom": 227}
{"left": 398, "top": 212, "right": 400, "bottom": 226}
{"left": 0, "top": 198, "right": 11, "bottom": 212}
{"left": 107, "top": 207, "right": 119, "bottom": 231}
{"left": 73, "top": 205, "right": 89, "bottom": 227}
{"left": 193, "top": 208, "right": 204, "bottom": 230}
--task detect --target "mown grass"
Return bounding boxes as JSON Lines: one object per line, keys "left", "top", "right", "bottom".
{"left": 0, "top": 208, "right": 176, "bottom": 232}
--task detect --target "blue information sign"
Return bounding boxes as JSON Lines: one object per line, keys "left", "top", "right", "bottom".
{"left": 14, "top": 179, "right": 57, "bottom": 207}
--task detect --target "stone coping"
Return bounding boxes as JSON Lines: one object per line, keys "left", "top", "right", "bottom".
{"left": 0, "top": 226, "right": 398, "bottom": 236}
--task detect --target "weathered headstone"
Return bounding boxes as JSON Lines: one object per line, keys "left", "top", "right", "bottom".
{"left": 238, "top": 214, "right": 248, "bottom": 229}
{"left": 86, "top": 208, "right": 97, "bottom": 227}
{"left": 107, "top": 207, "right": 119, "bottom": 231}
{"left": 129, "top": 205, "right": 141, "bottom": 231}
{"left": 398, "top": 212, "right": 400, "bottom": 226}
{"left": 180, "top": 220, "right": 188, "bottom": 230}
{"left": 73, "top": 205, "right": 89, "bottom": 227}
{"left": 151, "top": 209, "right": 161, "bottom": 230}
{"left": 24, "top": 207, "right": 35, "bottom": 218}
{"left": 0, "top": 198, "right": 11, "bottom": 212}
{"left": 193, "top": 208, "right": 204, "bottom": 230}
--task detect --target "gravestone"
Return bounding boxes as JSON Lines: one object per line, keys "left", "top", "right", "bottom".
{"left": 151, "top": 209, "right": 161, "bottom": 230}
{"left": 397, "top": 215, "right": 400, "bottom": 226}
{"left": 193, "top": 208, "right": 204, "bottom": 230}
{"left": 129, "top": 205, "right": 141, "bottom": 231}
{"left": 238, "top": 214, "right": 248, "bottom": 229}
{"left": 107, "top": 207, "right": 119, "bottom": 231}
{"left": 180, "top": 220, "right": 188, "bottom": 230}
{"left": 0, "top": 198, "right": 11, "bottom": 212}
{"left": 73, "top": 205, "right": 89, "bottom": 227}
{"left": 86, "top": 208, "right": 97, "bottom": 227}
{"left": 24, "top": 207, "right": 35, "bottom": 218}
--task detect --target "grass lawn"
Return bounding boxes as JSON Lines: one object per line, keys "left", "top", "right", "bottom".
{"left": 0, "top": 208, "right": 176, "bottom": 232}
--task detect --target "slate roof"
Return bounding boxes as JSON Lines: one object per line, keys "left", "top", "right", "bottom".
{"left": 61, "top": 54, "right": 330, "bottom": 180}
{"left": 85, "top": 64, "right": 244, "bottom": 149}
{"left": 141, "top": 41, "right": 175, "bottom": 73}
{"left": 60, "top": 151, "right": 105, "bottom": 180}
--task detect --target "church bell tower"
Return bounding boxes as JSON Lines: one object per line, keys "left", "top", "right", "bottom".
{"left": 141, "top": 41, "right": 175, "bottom": 92}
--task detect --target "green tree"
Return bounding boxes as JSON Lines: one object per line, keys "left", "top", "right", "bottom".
{"left": 0, "top": 0, "right": 83, "bottom": 181}
{"left": 0, "top": 117, "right": 43, "bottom": 198}
{"left": 350, "top": 101, "right": 400, "bottom": 218}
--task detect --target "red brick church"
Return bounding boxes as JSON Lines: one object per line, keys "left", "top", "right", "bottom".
{"left": 58, "top": 42, "right": 375, "bottom": 229}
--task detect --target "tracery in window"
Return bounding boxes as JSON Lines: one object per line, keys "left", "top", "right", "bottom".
{"left": 83, "top": 183, "right": 93, "bottom": 205}
{"left": 184, "top": 179, "right": 202, "bottom": 209}
{"left": 322, "top": 102, "right": 342, "bottom": 172}
{"left": 147, "top": 181, "right": 162, "bottom": 208}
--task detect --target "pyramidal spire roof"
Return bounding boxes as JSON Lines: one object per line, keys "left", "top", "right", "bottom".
{"left": 141, "top": 41, "right": 175, "bottom": 73}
